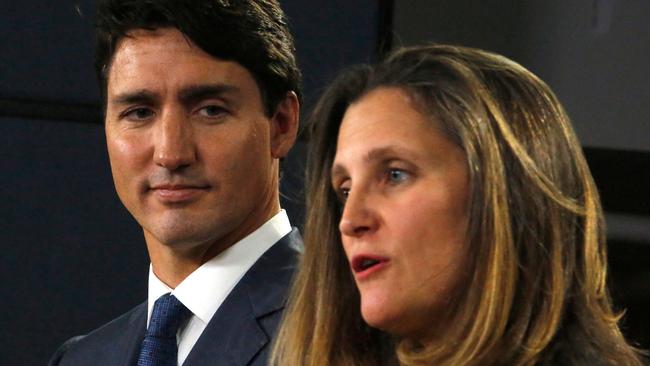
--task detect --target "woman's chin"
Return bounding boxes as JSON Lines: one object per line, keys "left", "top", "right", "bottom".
{"left": 361, "top": 304, "right": 410, "bottom": 337}
{"left": 360, "top": 299, "right": 435, "bottom": 341}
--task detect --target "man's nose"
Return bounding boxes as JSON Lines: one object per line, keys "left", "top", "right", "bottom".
{"left": 153, "top": 111, "right": 197, "bottom": 170}
{"left": 339, "top": 189, "right": 379, "bottom": 238}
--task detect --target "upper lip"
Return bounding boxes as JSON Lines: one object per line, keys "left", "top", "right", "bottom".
{"left": 350, "top": 254, "right": 390, "bottom": 273}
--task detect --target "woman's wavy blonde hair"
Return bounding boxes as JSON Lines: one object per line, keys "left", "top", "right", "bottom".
{"left": 270, "top": 45, "right": 644, "bottom": 365}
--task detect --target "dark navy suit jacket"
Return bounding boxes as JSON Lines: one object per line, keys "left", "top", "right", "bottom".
{"left": 48, "top": 229, "right": 302, "bottom": 366}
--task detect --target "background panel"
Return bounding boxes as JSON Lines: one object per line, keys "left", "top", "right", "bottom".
{"left": 0, "top": 1, "right": 99, "bottom": 104}
{"left": 393, "top": 0, "right": 650, "bottom": 152}
{"left": 0, "top": 117, "right": 146, "bottom": 365}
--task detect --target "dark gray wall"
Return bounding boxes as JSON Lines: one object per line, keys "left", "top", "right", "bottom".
{"left": 0, "top": 1, "right": 379, "bottom": 365}
{"left": 393, "top": 0, "right": 650, "bottom": 152}
{"left": 0, "top": 117, "right": 147, "bottom": 365}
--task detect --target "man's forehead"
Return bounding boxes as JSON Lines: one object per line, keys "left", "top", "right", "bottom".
{"left": 112, "top": 28, "right": 199, "bottom": 63}
{"left": 107, "top": 28, "right": 254, "bottom": 96}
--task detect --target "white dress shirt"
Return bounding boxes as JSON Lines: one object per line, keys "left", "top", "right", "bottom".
{"left": 146, "top": 209, "right": 292, "bottom": 365}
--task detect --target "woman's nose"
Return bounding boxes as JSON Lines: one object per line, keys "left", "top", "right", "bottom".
{"left": 339, "top": 190, "right": 379, "bottom": 237}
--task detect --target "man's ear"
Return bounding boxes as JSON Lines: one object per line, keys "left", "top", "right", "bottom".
{"left": 270, "top": 91, "right": 300, "bottom": 159}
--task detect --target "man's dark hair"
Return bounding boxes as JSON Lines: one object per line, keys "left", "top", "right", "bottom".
{"left": 95, "top": 0, "right": 301, "bottom": 116}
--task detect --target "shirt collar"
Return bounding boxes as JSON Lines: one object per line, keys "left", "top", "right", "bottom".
{"left": 146, "top": 209, "right": 292, "bottom": 325}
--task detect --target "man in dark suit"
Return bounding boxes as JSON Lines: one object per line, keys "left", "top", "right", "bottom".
{"left": 49, "top": 1, "right": 301, "bottom": 365}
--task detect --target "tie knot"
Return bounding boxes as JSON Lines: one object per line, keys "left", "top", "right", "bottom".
{"left": 147, "top": 293, "right": 192, "bottom": 338}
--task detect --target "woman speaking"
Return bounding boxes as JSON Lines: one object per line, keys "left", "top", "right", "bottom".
{"left": 271, "top": 45, "right": 645, "bottom": 365}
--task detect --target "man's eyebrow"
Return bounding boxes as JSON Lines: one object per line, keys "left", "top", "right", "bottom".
{"left": 109, "top": 84, "right": 241, "bottom": 106}
{"left": 178, "top": 84, "right": 241, "bottom": 105}
{"left": 111, "top": 90, "right": 159, "bottom": 106}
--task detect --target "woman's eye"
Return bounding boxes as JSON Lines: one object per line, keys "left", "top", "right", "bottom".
{"left": 199, "top": 105, "right": 226, "bottom": 117}
{"left": 334, "top": 184, "right": 350, "bottom": 203}
{"left": 124, "top": 108, "right": 154, "bottom": 120}
{"left": 387, "top": 168, "right": 409, "bottom": 184}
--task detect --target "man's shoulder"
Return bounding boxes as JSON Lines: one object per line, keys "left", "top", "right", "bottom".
{"left": 242, "top": 227, "right": 302, "bottom": 302}
{"left": 256, "top": 227, "right": 302, "bottom": 268}
{"left": 48, "top": 301, "right": 147, "bottom": 366}
{"left": 240, "top": 228, "right": 301, "bottom": 336}
{"left": 178, "top": 229, "right": 302, "bottom": 366}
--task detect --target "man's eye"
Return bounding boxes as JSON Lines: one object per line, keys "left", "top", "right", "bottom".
{"left": 198, "top": 105, "right": 226, "bottom": 117}
{"left": 387, "top": 168, "right": 409, "bottom": 184}
{"left": 124, "top": 108, "right": 154, "bottom": 120}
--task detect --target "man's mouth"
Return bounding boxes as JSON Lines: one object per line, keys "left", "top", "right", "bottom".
{"left": 150, "top": 184, "right": 206, "bottom": 190}
{"left": 149, "top": 184, "right": 209, "bottom": 202}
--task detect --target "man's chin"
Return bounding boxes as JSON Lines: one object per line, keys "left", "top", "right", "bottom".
{"left": 143, "top": 221, "right": 219, "bottom": 249}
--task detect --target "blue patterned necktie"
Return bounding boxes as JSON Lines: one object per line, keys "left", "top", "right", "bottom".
{"left": 137, "top": 293, "right": 192, "bottom": 366}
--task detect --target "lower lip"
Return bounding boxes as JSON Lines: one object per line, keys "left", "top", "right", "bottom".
{"left": 152, "top": 188, "right": 206, "bottom": 203}
{"left": 354, "top": 261, "right": 389, "bottom": 281}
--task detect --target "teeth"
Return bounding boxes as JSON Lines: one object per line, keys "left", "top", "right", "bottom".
{"left": 361, "top": 259, "right": 379, "bottom": 270}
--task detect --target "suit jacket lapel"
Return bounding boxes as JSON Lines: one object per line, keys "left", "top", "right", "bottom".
{"left": 119, "top": 302, "right": 147, "bottom": 366}
{"left": 182, "top": 229, "right": 301, "bottom": 366}
{"left": 181, "top": 289, "right": 267, "bottom": 366}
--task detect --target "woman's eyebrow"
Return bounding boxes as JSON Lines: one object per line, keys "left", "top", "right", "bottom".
{"left": 364, "top": 146, "right": 404, "bottom": 162}
{"left": 331, "top": 145, "right": 410, "bottom": 179}
{"left": 330, "top": 163, "right": 348, "bottom": 181}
